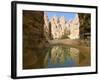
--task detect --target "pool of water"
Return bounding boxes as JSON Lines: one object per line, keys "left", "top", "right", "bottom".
{"left": 45, "top": 46, "right": 82, "bottom": 68}
{"left": 23, "top": 45, "right": 90, "bottom": 69}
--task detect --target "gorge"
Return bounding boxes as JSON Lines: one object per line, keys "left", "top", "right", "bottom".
{"left": 23, "top": 11, "right": 91, "bottom": 69}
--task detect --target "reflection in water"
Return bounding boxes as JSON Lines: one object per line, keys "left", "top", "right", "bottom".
{"left": 70, "top": 48, "right": 79, "bottom": 65}
{"left": 44, "top": 46, "right": 80, "bottom": 68}
{"left": 44, "top": 46, "right": 90, "bottom": 68}
{"left": 51, "top": 46, "right": 67, "bottom": 64}
{"left": 23, "top": 45, "right": 90, "bottom": 69}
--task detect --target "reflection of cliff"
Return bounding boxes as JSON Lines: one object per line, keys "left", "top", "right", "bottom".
{"left": 44, "top": 14, "right": 80, "bottom": 40}
{"left": 51, "top": 46, "right": 66, "bottom": 64}
{"left": 44, "top": 46, "right": 90, "bottom": 67}
{"left": 50, "top": 47, "right": 80, "bottom": 65}
{"left": 70, "top": 48, "right": 79, "bottom": 64}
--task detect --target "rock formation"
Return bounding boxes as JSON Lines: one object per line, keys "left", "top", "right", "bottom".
{"left": 78, "top": 13, "right": 91, "bottom": 39}
{"left": 44, "top": 14, "right": 80, "bottom": 40}
{"left": 50, "top": 16, "right": 60, "bottom": 39}
{"left": 44, "top": 14, "right": 50, "bottom": 40}
{"left": 23, "top": 11, "right": 48, "bottom": 69}
{"left": 68, "top": 14, "right": 80, "bottom": 39}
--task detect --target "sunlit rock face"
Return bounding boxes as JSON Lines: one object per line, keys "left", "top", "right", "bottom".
{"left": 50, "top": 16, "right": 60, "bottom": 39}
{"left": 59, "top": 16, "right": 66, "bottom": 36}
{"left": 49, "top": 16, "right": 68, "bottom": 39}
{"left": 44, "top": 14, "right": 50, "bottom": 40}
{"left": 44, "top": 14, "right": 80, "bottom": 40}
{"left": 68, "top": 14, "right": 80, "bottom": 39}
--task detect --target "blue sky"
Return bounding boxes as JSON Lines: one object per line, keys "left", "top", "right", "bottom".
{"left": 45, "top": 11, "right": 77, "bottom": 21}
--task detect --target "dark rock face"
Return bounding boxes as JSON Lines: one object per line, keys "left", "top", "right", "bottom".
{"left": 23, "top": 10, "right": 47, "bottom": 69}
{"left": 78, "top": 13, "right": 91, "bottom": 39}
{"left": 23, "top": 11, "right": 45, "bottom": 47}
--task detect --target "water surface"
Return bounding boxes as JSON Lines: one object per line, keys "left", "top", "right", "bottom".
{"left": 23, "top": 45, "right": 90, "bottom": 69}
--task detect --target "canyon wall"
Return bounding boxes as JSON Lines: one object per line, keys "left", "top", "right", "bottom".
{"left": 78, "top": 13, "right": 91, "bottom": 39}
{"left": 44, "top": 14, "right": 80, "bottom": 40}
{"left": 23, "top": 11, "right": 48, "bottom": 69}
{"left": 68, "top": 14, "right": 80, "bottom": 39}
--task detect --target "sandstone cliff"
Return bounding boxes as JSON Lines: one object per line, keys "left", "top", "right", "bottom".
{"left": 44, "top": 14, "right": 80, "bottom": 40}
